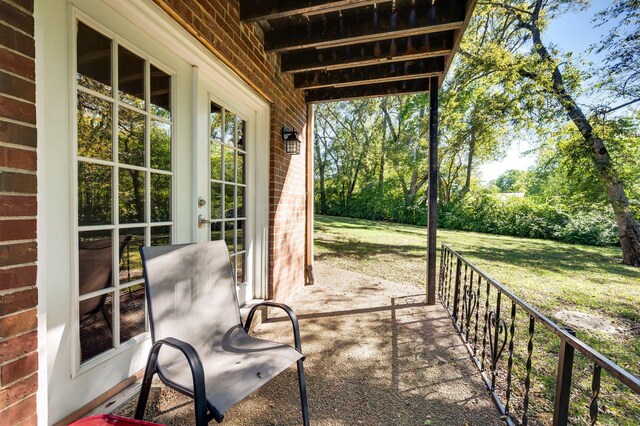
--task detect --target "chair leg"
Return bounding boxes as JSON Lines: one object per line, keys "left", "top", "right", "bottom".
{"left": 135, "top": 350, "right": 159, "bottom": 420}
{"left": 297, "top": 359, "right": 310, "bottom": 426}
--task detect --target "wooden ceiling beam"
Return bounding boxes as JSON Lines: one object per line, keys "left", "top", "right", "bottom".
{"left": 281, "top": 31, "right": 453, "bottom": 73}
{"left": 264, "top": 0, "right": 466, "bottom": 53}
{"left": 294, "top": 57, "right": 445, "bottom": 89}
{"left": 305, "top": 78, "right": 431, "bottom": 103}
{"left": 239, "top": 0, "right": 386, "bottom": 23}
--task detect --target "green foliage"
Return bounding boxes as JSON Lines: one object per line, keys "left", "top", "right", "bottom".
{"left": 439, "top": 195, "right": 619, "bottom": 246}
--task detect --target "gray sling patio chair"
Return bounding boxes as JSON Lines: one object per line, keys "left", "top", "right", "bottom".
{"left": 134, "top": 241, "right": 309, "bottom": 426}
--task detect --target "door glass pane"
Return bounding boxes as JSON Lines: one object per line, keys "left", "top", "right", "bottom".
{"left": 225, "top": 221, "right": 235, "bottom": 253}
{"left": 151, "top": 173, "right": 171, "bottom": 222}
{"left": 77, "top": 92, "right": 112, "bottom": 160}
{"left": 211, "top": 221, "right": 222, "bottom": 242}
{"left": 151, "top": 226, "right": 171, "bottom": 246}
{"left": 237, "top": 119, "right": 245, "bottom": 150}
{"left": 151, "top": 120, "right": 171, "bottom": 171}
{"left": 119, "top": 107, "right": 145, "bottom": 167}
{"left": 150, "top": 65, "right": 171, "bottom": 119}
{"left": 237, "top": 186, "right": 245, "bottom": 218}
{"left": 210, "top": 103, "right": 222, "bottom": 140}
{"left": 77, "top": 22, "right": 112, "bottom": 95}
{"left": 118, "top": 46, "right": 145, "bottom": 109}
{"left": 119, "top": 168, "right": 145, "bottom": 223}
{"left": 119, "top": 228, "right": 144, "bottom": 284}
{"left": 225, "top": 185, "right": 234, "bottom": 218}
{"left": 78, "top": 162, "right": 112, "bottom": 226}
{"left": 237, "top": 153, "right": 245, "bottom": 184}
{"left": 224, "top": 111, "right": 235, "bottom": 146}
{"left": 237, "top": 252, "right": 245, "bottom": 284}
{"left": 211, "top": 144, "right": 222, "bottom": 181}
{"left": 211, "top": 182, "right": 222, "bottom": 220}
{"left": 120, "top": 283, "right": 146, "bottom": 343}
{"left": 224, "top": 147, "right": 234, "bottom": 182}
{"left": 237, "top": 220, "right": 245, "bottom": 252}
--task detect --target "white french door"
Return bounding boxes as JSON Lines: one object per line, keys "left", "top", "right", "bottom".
{"left": 194, "top": 72, "right": 268, "bottom": 306}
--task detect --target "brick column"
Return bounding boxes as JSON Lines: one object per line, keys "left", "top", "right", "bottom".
{"left": 0, "top": 0, "right": 39, "bottom": 424}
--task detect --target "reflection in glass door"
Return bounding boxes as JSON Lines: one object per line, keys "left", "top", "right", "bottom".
{"left": 75, "top": 21, "right": 173, "bottom": 364}
{"left": 209, "top": 102, "right": 247, "bottom": 290}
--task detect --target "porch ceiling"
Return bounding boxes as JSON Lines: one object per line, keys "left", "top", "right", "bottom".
{"left": 239, "top": 0, "right": 477, "bottom": 102}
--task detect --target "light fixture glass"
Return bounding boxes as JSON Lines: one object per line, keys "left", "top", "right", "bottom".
{"left": 282, "top": 128, "right": 301, "bottom": 155}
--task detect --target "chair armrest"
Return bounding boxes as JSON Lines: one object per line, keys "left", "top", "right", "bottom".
{"left": 150, "top": 337, "right": 207, "bottom": 404}
{"left": 244, "top": 302, "right": 303, "bottom": 353}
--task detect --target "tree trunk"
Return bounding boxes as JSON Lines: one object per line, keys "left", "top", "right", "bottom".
{"left": 314, "top": 136, "right": 327, "bottom": 214}
{"left": 527, "top": 10, "right": 640, "bottom": 266}
{"left": 460, "top": 132, "right": 475, "bottom": 197}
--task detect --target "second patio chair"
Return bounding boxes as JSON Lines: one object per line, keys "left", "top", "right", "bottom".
{"left": 134, "top": 241, "right": 309, "bottom": 425}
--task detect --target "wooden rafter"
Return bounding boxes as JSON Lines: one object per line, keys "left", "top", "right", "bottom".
{"left": 305, "top": 78, "right": 431, "bottom": 103}
{"left": 239, "top": 0, "right": 385, "bottom": 23}
{"left": 281, "top": 31, "right": 453, "bottom": 73}
{"left": 264, "top": 0, "right": 466, "bottom": 53}
{"left": 294, "top": 57, "right": 445, "bottom": 89}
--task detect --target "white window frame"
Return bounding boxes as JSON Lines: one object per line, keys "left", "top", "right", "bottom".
{"left": 70, "top": 10, "right": 178, "bottom": 376}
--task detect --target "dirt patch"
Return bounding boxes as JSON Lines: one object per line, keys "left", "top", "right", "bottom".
{"left": 554, "top": 310, "right": 619, "bottom": 333}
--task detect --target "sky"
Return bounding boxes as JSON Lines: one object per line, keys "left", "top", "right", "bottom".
{"left": 479, "top": 0, "right": 615, "bottom": 184}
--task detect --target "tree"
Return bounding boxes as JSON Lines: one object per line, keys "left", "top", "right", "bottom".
{"left": 462, "top": 0, "right": 640, "bottom": 266}
{"left": 494, "top": 169, "right": 529, "bottom": 193}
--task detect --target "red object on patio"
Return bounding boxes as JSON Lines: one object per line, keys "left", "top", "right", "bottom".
{"left": 69, "top": 414, "right": 164, "bottom": 426}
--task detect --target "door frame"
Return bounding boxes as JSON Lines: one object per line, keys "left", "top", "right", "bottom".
{"left": 36, "top": 0, "right": 270, "bottom": 422}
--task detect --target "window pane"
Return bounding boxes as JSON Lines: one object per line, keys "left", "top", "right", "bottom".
{"left": 237, "top": 186, "right": 245, "bottom": 218}
{"left": 79, "top": 230, "right": 114, "bottom": 296}
{"left": 151, "top": 173, "right": 171, "bottom": 222}
{"left": 119, "top": 228, "right": 144, "bottom": 284}
{"left": 150, "top": 65, "right": 171, "bottom": 119}
{"left": 77, "top": 22, "right": 111, "bottom": 95}
{"left": 119, "top": 168, "right": 145, "bottom": 223}
{"left": 78, "top": 162, "right": 112, "bottom": 226}
{"left": 80, "top": 292, "right": 113, "bottom": 362}
{"left": 225, "top": 221, "right": 235, "bottom": 253}
{"left": 237, "top": 219, "right": 245, "bottom": 252}
{"left": 211, "top": 182, "right": 222, "bottom": 220}
{"left": 225, "top": 185, "right": 234, "bottom": 218}
{"left": 119, "top": 107, "right": 145, "bottom": 167}
{"left": 237, "top": 119, "right": 245, "bottom": 150}
{"left": 118, "top": 46, "right": 145, "bottom": 109}
{"left": 224, "top": 148, "right": 234, "bottom": 182}
{"left": 211, "top": 143, "right": 222, "bottom": 181}
{"left": 237, "top": 153, "right": 245, "bottom": 184}
{"left": 77, "top": 92, "right": 112, "bottom": 160}
{"left": 224, "top": 111, "right": 235, "bottom": 146}
{"left": 151, "top": 226, "right": 171, "bottom": 246}
{"left": 79, "top": 230, "right": 114, "bottom": 363}
{"left": 210, "top": 221, "right": 222, "bottom": 242}
{"left": 120, "top": 283, "right": 146, "bottom": 343}
{"left": 151, "top": 120, "right": 171, "bottom": 171}
{"left": 210, "top": 103, "right": 222, "bottom": 140}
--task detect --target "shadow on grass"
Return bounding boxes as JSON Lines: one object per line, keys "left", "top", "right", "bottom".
{"left": 315, "top": 238, "right": 425, "bottom": 261}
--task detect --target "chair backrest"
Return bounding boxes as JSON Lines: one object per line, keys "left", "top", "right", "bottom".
{"left": 140, "top": 241, "right": 242, "bottom": 350}
{"left": 79, "top": 235, "right": 132, "bottom": 317}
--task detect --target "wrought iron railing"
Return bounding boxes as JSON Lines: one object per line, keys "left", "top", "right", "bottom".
{"left": 438, "top": 244, "right": 640, "bottom": 425}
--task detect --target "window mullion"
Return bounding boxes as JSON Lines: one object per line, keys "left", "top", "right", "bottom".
{"left": 112, "top": 37, "right": 121, "bottom": 349}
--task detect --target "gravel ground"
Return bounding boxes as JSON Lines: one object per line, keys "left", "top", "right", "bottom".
{"left": 116, "top": 262, "right": 503, "bottom": 425}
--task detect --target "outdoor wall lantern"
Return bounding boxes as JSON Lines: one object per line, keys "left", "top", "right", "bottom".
{"left": 282, "top": 127, "right": 301, "bottom": 155}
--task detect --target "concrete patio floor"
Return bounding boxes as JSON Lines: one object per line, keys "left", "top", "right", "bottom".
{"left": 115, "top": 261, "right": 503, "bottom": 425}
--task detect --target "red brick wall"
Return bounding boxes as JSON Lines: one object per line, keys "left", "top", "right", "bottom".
{"left": 155, "top": 0, "right": 308, "bottom": 302}
{"left": 0, "top": 0, "right": 39, "bottom": 424}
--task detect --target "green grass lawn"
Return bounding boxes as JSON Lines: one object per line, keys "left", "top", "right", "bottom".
{"left": 314, "top": 214, "right": 640, "bottom": 424}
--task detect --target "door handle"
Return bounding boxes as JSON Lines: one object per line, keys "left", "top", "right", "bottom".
{"left": 198, "top": 215, "right": 212, "bottom": 229}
